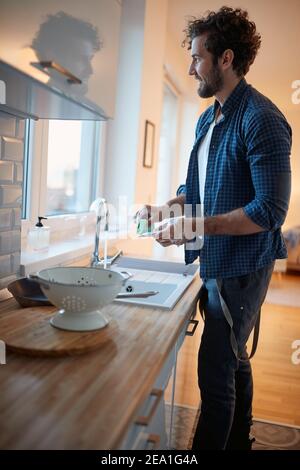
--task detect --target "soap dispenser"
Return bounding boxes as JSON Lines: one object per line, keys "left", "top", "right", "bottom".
{"left": 28, "top": 216, "right": 50, "bottom": 251}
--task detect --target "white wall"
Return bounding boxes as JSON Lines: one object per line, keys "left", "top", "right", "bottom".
{"left": 104, "top": 0, "right": 204, "bottom": 212}
{"left": 103, "top": 0, "right": 168, "bottom": 256}
{"left": 134, "top": 0, "right": 168, "bottom": 208}
{"left": 284, "top": 108, "right": 300, "bottom": 229}
{"left": 103, "top": 0, "right": 145, "bottom": 209}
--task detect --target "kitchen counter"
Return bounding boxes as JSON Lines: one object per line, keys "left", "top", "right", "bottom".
{"left": 0, "top": 274, "right": 200, "bottom": 449}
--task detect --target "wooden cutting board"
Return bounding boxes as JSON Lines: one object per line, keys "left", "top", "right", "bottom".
{"left": 0, "top": 303, "right": 115, "bottom": 357}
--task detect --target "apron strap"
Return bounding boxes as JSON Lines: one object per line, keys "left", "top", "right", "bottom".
{"left": 215, "top": 278, "right": 260, "bottom": 361}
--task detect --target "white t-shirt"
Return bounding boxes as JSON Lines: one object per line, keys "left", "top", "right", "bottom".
{"left": 197, "top": 113, "right": 223, "bottom": 211}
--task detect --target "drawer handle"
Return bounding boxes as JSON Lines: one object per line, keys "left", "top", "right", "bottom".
{"left": 31, "top": 61, "right": 82, "bottom": 84}
{"left": 146, "top": 433, "right": 160, "bottom": 450}
{"left": 185, "top": 319, "right": 199, "bottom": 336}
{"left": 135, "top": 388, "right": 163, "bottom": 426}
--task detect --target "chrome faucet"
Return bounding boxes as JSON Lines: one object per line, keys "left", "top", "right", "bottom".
{"left": 89, "top": 197, "right": 123, "bottom": 268}
{"left": 90, "top": 197, "right": 109, "bottom": 268}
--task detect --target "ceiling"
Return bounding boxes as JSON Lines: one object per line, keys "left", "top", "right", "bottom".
{"left": 166, "top": 0, "right": 300, "bottom": 110}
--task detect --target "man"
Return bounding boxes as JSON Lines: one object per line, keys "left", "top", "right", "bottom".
{"left": 137, "top": 6, "right": 291, "bottom": 450}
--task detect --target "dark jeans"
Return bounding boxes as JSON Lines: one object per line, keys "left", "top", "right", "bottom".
{"left": 192, "top": 262, "right": 275, "bottom": 450}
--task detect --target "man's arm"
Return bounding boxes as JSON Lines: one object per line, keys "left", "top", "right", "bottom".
{"left": 203, "top": 208, "right": 264, "bottom": 235}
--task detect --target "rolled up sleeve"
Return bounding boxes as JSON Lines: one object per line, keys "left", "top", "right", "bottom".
{"left": 243, "top": 108, "right": 292, "bottom": 231}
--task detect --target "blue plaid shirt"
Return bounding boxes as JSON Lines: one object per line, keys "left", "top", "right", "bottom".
{"left": 182, "top": 78, "right": 292, "bottom": 278}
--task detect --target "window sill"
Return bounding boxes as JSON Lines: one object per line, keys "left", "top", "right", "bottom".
{"left": 20, "top": 231, "right": 127, "bottom": 276}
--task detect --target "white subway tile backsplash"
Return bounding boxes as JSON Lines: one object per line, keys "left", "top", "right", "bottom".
{"left": 0, "top": 254, "right": 11, "bottom": 276}
{"left": 11, "top": 251, "right": 21, "bottom": 274}
{"left": 12, "top": 208, "right": 21, "bottom": 228}
{"left": 0, "top": 112, "right": 15, "bottom": 137}
{"left": 16, "top": 119, "right": 25, "bottom": 139}
{"left": 0, "top": 208, "right": 12, "bottom": 231}
{"left": 12, "top": 230, "right": 21, "bottom": 252}
{"left": 0, "top": 230, "right": 21, "bottom": 255}
{"left": 0, "top": 161, "right": 14, "bottom": 183}
{"left": 0, "top": 185, "right": 22, "bottom": 207}
{"left": 0, "top": 231, "right": 11, "bottom": 254}
{"left": 1, "top": 136, "right": 24, "bottom": 161}
{"left": 0, "top": 114, "right": 24, "bottom": 285}
{"left": 14, "top": 162, "right": 23, "bottom": 183}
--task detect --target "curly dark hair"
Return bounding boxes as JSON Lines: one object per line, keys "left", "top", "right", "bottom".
{"left": 183, "top": 6, "right": 261, "bottom": 76}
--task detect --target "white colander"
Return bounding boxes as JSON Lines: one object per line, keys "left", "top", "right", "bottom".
{"left": 30, "top": 266, "right": 127, "bottom": 331}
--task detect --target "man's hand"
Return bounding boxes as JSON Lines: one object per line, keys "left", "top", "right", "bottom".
{"left": 135, "top": 204, "right": 169, "bottom": 231}
{"left": 153, "top": 216, "right": 188, "bottom": 247}
{"left": 135, "top": 195, "right": 186, "bottom": 231}
{"left": 153, "top": 219, "right": 185, "bottom": 247}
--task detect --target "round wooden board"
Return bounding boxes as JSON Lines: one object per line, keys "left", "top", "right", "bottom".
{"left": 0, "top": 306, "right": 115, "bottom": 357}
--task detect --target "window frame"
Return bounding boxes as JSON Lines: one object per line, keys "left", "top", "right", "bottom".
{"left": 21, "top": 118, "right": 106, "bottom": 241}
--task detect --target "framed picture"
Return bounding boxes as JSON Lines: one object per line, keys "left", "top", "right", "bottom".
{"left": 143, "top": 120, "right": 155, "bottom": 168}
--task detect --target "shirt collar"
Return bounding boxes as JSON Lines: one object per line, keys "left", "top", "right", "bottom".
{"left": 209, "top": 78, "right": 248, "bottom": 122}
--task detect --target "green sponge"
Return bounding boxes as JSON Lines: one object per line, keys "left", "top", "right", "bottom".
{"left": 137, "top": 218, "right": 152, "bottom": 235}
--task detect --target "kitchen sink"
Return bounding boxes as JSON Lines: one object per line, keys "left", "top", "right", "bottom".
{"left": 110, "top": 256, "right": 199, "bottom": 309}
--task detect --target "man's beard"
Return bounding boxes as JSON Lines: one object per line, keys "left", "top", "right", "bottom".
{"left": 197, "top": 64, "right": 224, "bottom": 98}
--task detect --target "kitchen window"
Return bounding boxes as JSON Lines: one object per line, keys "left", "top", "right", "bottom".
{"left": 22, "top": 118, "right": 104, "bottom": 223}
{"left": 46, "top": 120, "right": 98, "bottom": 216}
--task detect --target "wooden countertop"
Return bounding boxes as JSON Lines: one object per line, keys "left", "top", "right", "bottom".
{"left": 0, "top": 274, "right": 200, "bottom": 449}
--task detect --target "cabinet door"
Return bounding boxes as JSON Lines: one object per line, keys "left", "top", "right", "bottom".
{"left": 154, "top": 345, "right": 176, "bottom": 390}
{"left": 177, "top": 303, "right": 199, "bottom": 353}
{"left": 119, "top": 388, "right": 168, "bottom": 451}
{"left": 0, "top": 0, "right": 121, "bottom": 117}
